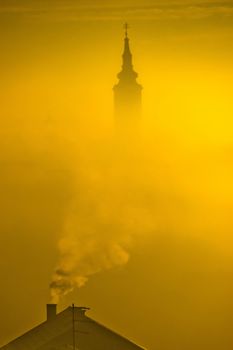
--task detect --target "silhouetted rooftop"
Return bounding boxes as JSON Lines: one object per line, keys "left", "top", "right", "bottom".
{"left": 1, "top": 305, "right": 146, "bottom": 350}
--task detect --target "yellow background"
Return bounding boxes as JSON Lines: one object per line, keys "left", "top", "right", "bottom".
{"left": 1, "top": 1, "right": 233, "bottom": 349}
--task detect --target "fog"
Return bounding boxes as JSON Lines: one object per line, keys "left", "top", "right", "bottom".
{"left": 1, "top": 2, "right": 233, "bottom": 349}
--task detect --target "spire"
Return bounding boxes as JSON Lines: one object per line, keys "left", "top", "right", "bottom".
{"left": 113, "top": 24, "right": 142, "bottom": 124}
{"left": 117, "top": 23, "right": 138, "bottom": 83}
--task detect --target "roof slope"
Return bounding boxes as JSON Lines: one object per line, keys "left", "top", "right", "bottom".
{"left": 1, "top": 306, "right": 145, "bottom": 350}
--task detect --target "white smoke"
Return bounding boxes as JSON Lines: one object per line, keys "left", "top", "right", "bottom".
{"left": 50, "top": 217, "right": 130, "bottom": 303}
{"left": 49, "top": 152, "right": 142, "bottom": 303}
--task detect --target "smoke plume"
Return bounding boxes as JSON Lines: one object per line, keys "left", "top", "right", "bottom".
{"left": 50, "top": 217, "right": 130, "bottom": 303}
{"left": 49, "top": 143, "right": 151, "bottom": 303}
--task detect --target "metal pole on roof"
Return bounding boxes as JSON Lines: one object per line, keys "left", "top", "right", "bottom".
{"left": 72, "top": 303, "right": 76, "bottom": 350}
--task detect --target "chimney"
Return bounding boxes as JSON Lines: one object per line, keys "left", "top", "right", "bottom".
{"left": 46, "top": 304, "right": 57, "bottom": 321}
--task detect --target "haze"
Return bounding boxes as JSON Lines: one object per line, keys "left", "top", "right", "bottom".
{"left": 1, "top": 1, "right": 233, "bottom": 349}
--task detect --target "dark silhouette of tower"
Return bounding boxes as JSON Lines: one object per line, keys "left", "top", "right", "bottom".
{"left": 113, "top": 24, "right": 142, "bottom": 127}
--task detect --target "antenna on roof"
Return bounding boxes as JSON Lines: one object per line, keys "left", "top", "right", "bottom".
{"left": 72, "top": 304, "right": 76, "bottom": 350}
{"left": 71, "top": 303, "right": 90, "bottom": 349}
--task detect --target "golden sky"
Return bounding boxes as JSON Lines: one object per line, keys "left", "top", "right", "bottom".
{"left": 1, "top": 1, "right": 233, "bottom": 349}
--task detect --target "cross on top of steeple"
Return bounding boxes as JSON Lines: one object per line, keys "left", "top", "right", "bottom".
{"left": 124, "top": 23, "right": 129, "bottom": 38}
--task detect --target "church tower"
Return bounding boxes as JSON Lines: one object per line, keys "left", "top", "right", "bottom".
{"left": 113, "top": 24, "right": 142, "bottom": 126}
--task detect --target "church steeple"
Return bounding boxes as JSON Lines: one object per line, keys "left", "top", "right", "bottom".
{"left": 117, "top": 24, "right": 138, "bottom": 83}
{"left": 113, "top": 24, "right": 142, "bottom": 125}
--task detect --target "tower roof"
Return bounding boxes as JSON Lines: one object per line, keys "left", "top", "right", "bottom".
{"left": 115, "top": 24, "right": 141, "bottom": 87}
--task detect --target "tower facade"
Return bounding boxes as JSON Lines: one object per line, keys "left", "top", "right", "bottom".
{"left": 113, "top": 25, "right": 142, "bottom": 126}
